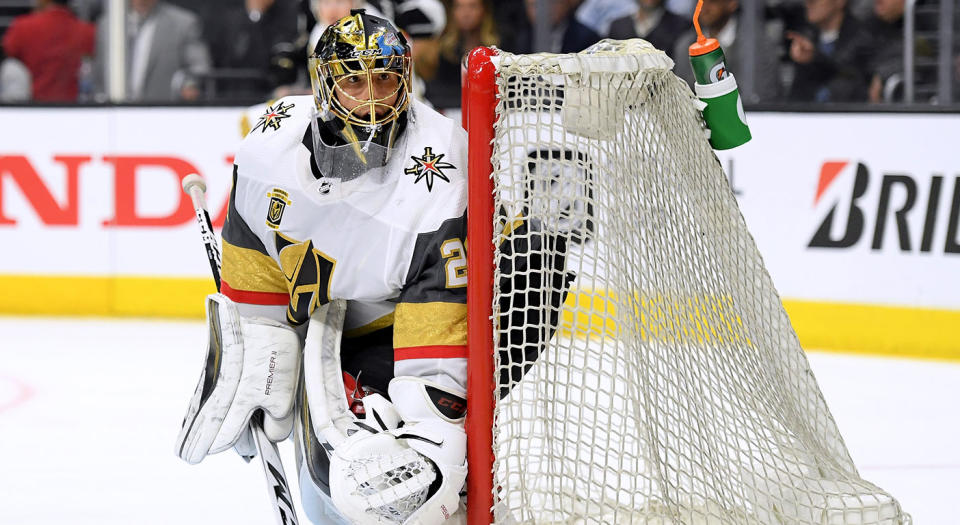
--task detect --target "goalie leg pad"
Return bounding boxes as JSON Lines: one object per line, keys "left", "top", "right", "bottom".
{"left": 175, "top": 293, "right": 301, "bottom": 464}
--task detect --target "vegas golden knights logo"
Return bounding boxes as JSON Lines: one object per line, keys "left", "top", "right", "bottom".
{"left": 266, "top": 188, "right": 291, "bottom": 230}
{"left": 274, "top": 232, "right": 337, "bottom": 325}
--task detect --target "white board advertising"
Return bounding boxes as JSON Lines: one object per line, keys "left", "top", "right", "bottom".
{"left": 716, "top": 112, "right": 960, "bottom": 310}
{"left": 0, "top": 107, "right": 242, "bottom": 277}
{"left": 1, "top": 106, "right": 958, "bottom": 316}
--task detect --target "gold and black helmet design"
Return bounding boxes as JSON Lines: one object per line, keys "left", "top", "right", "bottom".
{"left": 309, "top": 9, "right": 412, "bottom": 131}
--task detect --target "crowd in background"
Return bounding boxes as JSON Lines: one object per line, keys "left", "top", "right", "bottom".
{"left": 0, "top": 0, "right": 957, "bottom": 106}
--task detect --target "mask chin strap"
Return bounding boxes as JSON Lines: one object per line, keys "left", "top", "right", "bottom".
{"left": 343, "top": 119, "right": 400, "bottom": 166}
{"left": 360, "top": 126, "right": 378, "bottom": 154}
{"left": 339, "top": 122, "right": 371, "bottom": 165}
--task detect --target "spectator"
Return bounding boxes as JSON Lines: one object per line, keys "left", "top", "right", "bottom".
{"left": 425, "top": 0, "right": 499, "bottom": 109}
{"left": 308, "top": 0, "right": 364, "bottom": 53}
{"left": 0, "top": 58, "right": 32, "bottom": 102}
{"left": 608, "top": 0, "right": 691, "bottom": 61}
{"left": 93, "top": 0, "right": 211, "bottom": 101}
{"left": 2, "top": 0, "right": 95, "bottom": 102}
{"left": 666, "top": 0, "right": 697, "bottom": 17}
{"left": 205, "top": 0, "right": 304, "bottom": 100}
{"left": 490, "top": 0, "right": 526, "bottom": 49}
{"left": 955, "top": 52, "right": 960, "bottom": 102}
{"left": 502, "top": 0, "right": 601, "bottom": 54}
{"left": 363, "top": 1, "right": 447, "bottom": 87}
{"left": 863, "top": 0, "right": 941, "bottom": 103}
{"left": 865, "top": 0, "right": 904, "bottom": 102}
{"left": 366, "top": 0, "right": 446, "bottom": 39}
{"left": 672, "top": 0, "right": 780, "bottom": 101}
{"left": 867, "top": 0, "right": 904, "bottom": 41}
{"left": 784, "top": 0, "right": 875, "bottom": 102}
{"left": 73, "top": 0, "right": 104, "bottom": 22}
{"left": 575, "top": 0, "right": 638, "bottom": 37}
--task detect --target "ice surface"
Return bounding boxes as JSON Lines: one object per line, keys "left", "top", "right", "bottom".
{"left": 0, "top": 317, "right": 956, "bottom": 524}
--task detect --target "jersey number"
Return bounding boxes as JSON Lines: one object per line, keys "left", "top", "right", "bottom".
{"left": 441, "top": 239, "right": 467, "bottom": 288}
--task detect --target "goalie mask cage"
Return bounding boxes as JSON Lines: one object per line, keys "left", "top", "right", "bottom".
{"left": 462, "top": 41, "right": 907, "bottom": 525}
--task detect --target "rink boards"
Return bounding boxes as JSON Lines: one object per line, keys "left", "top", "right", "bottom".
{"left": 0, "top": 106, "right": 958, "bottom": 359}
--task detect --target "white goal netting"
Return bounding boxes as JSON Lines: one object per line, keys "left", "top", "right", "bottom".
{"left": 486, "top": 40, "right": 907, "bottom": 525}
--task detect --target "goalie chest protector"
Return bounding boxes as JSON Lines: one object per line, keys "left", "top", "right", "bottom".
{"left": 230, "top": 95, "right": 468, "bottom": 328}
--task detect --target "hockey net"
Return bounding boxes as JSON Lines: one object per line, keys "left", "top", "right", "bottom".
{"left": 463, "top": 40, "right": 907, "bottom": 525}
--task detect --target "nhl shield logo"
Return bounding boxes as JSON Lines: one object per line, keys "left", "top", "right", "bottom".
{"left": 266, "top": 188, "right": 292, "bottom": 229}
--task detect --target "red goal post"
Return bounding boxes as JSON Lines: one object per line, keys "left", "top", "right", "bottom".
{"left": 463, "top": 45, "right": 497, "bottom": 525}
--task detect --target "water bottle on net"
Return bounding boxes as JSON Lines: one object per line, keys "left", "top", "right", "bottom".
{"left": 687, "top": 2, "right": 751, "bottom": 150}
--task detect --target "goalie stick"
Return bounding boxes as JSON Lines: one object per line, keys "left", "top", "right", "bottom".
{"left": 181, "top": 173, "right": 300, "bottom": 525}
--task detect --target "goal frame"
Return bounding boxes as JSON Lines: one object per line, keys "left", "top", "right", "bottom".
{"left": 459, "top": 42, "right": 908, "bottom": 525}
{"left": 463, "top": 45, "right": 498, "bottom": 525}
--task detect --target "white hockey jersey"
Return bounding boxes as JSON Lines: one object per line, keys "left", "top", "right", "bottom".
{"left": 221, "top": 95, "right": 468, "bottom": 391}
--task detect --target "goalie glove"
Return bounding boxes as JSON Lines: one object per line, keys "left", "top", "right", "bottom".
{"left": 298, "top": 301, "right": 465, "bottom": 524}
{"left": 330, "top": 377, "right": 467, "bottom": 525}
{"left": 175, "top": 293, "right": 300, "bottom": 464}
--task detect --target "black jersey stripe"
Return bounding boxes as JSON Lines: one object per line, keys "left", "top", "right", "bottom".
{"left": 222, "top": 164, "right": 271, "bottom": 257}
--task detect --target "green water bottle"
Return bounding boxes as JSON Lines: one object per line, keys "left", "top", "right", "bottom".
{"left": 689, "top": 38, "right": 751, "bottom": 150}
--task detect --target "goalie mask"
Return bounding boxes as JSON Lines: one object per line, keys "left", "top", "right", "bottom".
{"left": 308, "top": 10, "right": 412, "bottom": 180}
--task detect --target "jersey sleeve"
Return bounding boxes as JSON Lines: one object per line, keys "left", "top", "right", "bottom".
{"left": 393, "top": 212, "right": 468, "bottom": 391}
{"left": 220, "top": 165, "right": 290, "bottom": 322}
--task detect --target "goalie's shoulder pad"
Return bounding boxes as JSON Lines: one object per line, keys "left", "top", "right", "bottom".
{"left": 234, "top": 94, "right": 314, "bottom": 180}
{"left": 388, "top": 100, "right": 468, "bottom": 231}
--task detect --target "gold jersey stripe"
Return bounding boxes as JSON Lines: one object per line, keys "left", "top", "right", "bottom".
{"left": 394, "top": 302, "right": 467, "bottom": 348}
{"left": 222, "top": 239, "right": 287, "bottom": 294}
{"left": 344, "top": 312, "right": 395, "bottom": 339}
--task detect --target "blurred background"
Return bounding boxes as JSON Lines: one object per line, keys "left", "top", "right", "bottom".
{"left": 0, "top": 0, "right": 956, "bottom": 106}
{"left": 0, "top": 0, "right": 958, "bottom": 523}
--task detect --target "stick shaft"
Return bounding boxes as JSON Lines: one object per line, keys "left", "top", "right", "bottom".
{"left": 182, "top": 176, "right": 299, "bottom": 525}
{"left": 185, "top": 185, "right": 222, "bottom": 291}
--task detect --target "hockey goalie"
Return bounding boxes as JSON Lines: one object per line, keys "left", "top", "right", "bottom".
{"left": 174, "top": 10, "right": 471, "bottom": 524}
